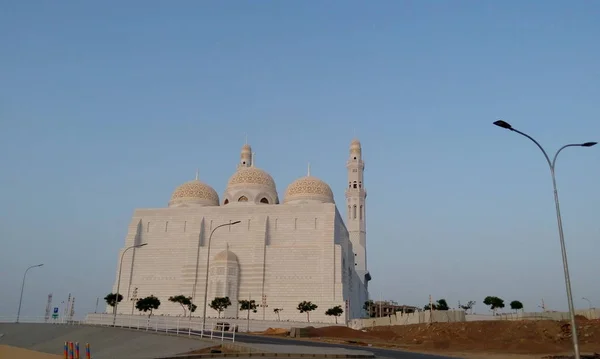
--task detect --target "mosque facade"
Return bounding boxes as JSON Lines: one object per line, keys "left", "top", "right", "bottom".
{"left": 110, "top": 139, "right": 371, "bottom": 323}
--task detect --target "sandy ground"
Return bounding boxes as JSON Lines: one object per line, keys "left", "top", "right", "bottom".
{"left": 0, "top": 345, "right": 63, "bottom": 359}
{"left": 258, "top": 319, "right": 600, "bottom": 358}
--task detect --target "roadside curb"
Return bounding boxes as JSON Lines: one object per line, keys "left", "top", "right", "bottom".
{"left": 156, "top": 343, "right": 375, "bottom": 359}
{"left": 157, "top": 354, "right": 375, "bottom": 359}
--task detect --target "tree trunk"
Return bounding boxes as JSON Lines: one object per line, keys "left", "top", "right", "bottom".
{"left": 335, "top": 316, "right": 338, "bottom": 324}
{"left": 307, "top": 312, "right": 310, "bottom": 322}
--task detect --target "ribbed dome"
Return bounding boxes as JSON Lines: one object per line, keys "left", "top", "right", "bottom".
{"left": 214, "top": 250, "right": 238, "bottom": 262}
{"left": 227, "top": 167, "right": 276, "bottom": 188}
{"left": 284, "top": 176, "right": 334, "bottom": 204}
{"left": 168, "top": 179, "right": 219, "bottom": 207}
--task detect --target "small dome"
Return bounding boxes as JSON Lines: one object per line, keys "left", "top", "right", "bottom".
{"left": 169, "top": 179, "right": 219, "bottom": 207}
{"left": 284, "top": 176, "right": 334, "bottom": 204}
{"left": 214, "top": 250, "right": 238, "bottom": 262}
{"left": 227, "top": 167, "right": 276, "bottom": 188}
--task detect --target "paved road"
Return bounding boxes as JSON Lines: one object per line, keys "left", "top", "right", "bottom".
{"left": 171, "top": 328, "right": 457, "bottom": 359}
{"left": 235, "top": 333, "right": 457, "bottom": 359}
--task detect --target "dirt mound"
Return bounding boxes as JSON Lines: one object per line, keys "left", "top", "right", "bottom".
{"left": 302, "top": 320, "right": 600, "bottom": 355}
{"left": 306, "top": 326, "right": 373, "bottom": 339}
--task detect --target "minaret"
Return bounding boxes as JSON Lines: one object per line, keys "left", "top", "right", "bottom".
{"left": 238, "top": 143, "right": 253, "bottom": 168}
{"left": 345, "top": 139, "right": 368, "bottom": 280}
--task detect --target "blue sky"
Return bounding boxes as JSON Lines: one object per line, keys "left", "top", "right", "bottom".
{"left": 1, "top": 0, "right": 599, "bottom": 318}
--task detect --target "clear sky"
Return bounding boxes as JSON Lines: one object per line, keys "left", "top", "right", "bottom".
{"left": 1, "top": 1, "right": 599, "bottom": 319}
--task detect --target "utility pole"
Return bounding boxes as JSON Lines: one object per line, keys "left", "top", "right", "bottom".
{"left": 131, "top": 287, "right": 138, "bottom": 315}
{"left": 246, "top": 293, "right": 251, "bottom": 333}
{"left": 429, "top": 295, "right": 433, "bottom": 324}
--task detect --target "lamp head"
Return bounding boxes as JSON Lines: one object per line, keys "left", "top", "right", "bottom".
{"left": 231, "top": 221, "right": 241, "bottom": 225}
{"left": 136, "top": 243, "right": 148, "bottom": 248}
{"left": 581, "top": 142, "right": 597, "bottom": 147}
{"left": 36, "top": 264, "right": 44, "bottom": 267}
{"left": 493, "top": 120, "right": 513, "bottom": 130}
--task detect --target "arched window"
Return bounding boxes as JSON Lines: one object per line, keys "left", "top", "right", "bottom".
{"left": 260, "top": 197, "right": 269, "bottom": 204}
{"left": 353, "top": 205, "right": 357, "bottom": 219}
{"left": 238, "top": 195, "right": 248, "bottom": 202}
{"left": 348, "top": 182, "right": 352, "bottom": 188}
{"left": 348, "top": 206, "right": 351, "bottom": 219}
{"left": 353, "top": 181, "right": 357, "bottom": 189}
{"left": 360, "top": 205, "right": 363, "bottom": 220}
{"left": 224, "top": 199, "right": 229, "bottom": 205}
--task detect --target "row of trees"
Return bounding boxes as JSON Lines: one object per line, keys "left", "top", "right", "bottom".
{"left": 423, "top": 296, "right": 524, "bottom": 314}
{"left": 105, "top": 294, "right": 343, "bottom": 322}
{"left": 361, "top": 296, "right": 525, "bottom": 318}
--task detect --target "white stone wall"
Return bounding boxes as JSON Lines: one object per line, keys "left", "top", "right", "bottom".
{"left": 110, "top": 202, "right": 368, "bottom": 324}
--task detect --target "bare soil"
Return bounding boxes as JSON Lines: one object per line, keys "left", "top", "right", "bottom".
{"left": 259, "top": 319, "right": 600, "bottom": 358}
{"left": 0, "top": 345, "right": 62, "bottom": 359}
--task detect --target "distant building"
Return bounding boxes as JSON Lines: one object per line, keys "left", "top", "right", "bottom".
{"left": 366, "top": 300, "right": 418, "bottom": 317}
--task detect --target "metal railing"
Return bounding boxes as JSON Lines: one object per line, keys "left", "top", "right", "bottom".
{"left": 0, "top": 314, "right": 236, "bottom": 342}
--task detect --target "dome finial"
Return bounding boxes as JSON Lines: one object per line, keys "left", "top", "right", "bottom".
{"left": 307, "top": 162, "right": 311, "bottom": 176}
{"left": 195, "top": 169, "right": 199, "bottom": 181}
{"left": 252, "top": 152, "right": 256, "bottom": 167}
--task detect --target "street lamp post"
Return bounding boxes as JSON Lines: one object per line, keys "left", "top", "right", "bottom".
{"left": 113, "top": 243, "right": 147, "bottom": 326}
{"left": 16, "top": 264, "right": 44, "bottom": 323}
{"left": 493, "top": 120, "right": 596, "bottom": 359}
{"left": 199, "top": 221, "right": 241, "bottom": 333}
{"left": 582, "top": 297, "right": 592, "bottom": 310}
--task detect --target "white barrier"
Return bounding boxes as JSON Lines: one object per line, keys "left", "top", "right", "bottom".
{"left": 0, "top": 314, "right": 235, "bottom": 342}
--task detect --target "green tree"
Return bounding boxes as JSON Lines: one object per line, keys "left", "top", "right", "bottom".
{"left": 297, "top": 301, "right": 318, "bottom": 322}
{"left": 136, "top": 295, "right": 161, "bottom": 317}
{"left": 239, "top": 299, "right": 258, "bottom": 313}
{"left": 325, "top": 305, "right": 344, "bottom": 324}
{"left": 104, "top": 293, "right": 123, "bottom": 308}
{"left": 188, "top": 303, "right": 197, "bottom": 316}
{"left": 510, "top": 300, "right": 523, "bottom": 313}
{"left": 459, "top": 300, "right": 476, "bottom": 314}
{"left": 209, "top": 297, "right": 231, "bottom": 318}
{"left": 168, "top": 295, "right": 193, "bottom": 317}
{"left": 483, "top": 296, "right": 505, "bottom": 315}
{"left": 273, "top": 308, "right": 283, "bottom": 321}
{"left": 363, "top": 300, "right": 375, "bottom": 317}
{"left": 424, "top": 298, "right": 449, "bottom": 311}
{"left": 239, "top": 299, "right": 258, "bottom": 322}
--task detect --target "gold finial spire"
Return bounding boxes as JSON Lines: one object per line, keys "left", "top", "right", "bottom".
{"left": 195, "top": 169, "right": 199, "bottom": 181}
{"left": 307, "top": 162, "right": 311, "bottom": 176}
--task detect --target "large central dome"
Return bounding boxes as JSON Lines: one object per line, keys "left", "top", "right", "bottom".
{"left": 227, "top": 167, "right": 276, "bottom": 188}
{"left": 222, "top": 144, "right": 280, "bottom": 205}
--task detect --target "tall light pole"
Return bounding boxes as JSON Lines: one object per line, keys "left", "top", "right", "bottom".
{"left": 582, "top": 297, "right": 592, "bottom": 310}
{"left": 16, "top": 263, "right": 44, "bottom": 323}
{"left": 493, "top": 119, "right": 596, "bottom": 359}
{"left": 200, "top": 220, "right": 241, "bottom": 333}
{"left": 113, "top": 243, "right": 147, "bottom": 326}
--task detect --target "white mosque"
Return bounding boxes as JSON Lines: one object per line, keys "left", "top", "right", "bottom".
{"left": 110, "top": 139, "right": 371, "bottom": 323}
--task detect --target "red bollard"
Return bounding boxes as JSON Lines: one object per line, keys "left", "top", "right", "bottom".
{"left": 85, "top": 343, "right": 91, "bottom": 359}
{"left": 63, "top": 342, "right": 68, "bottom": 359}
{"left": 75, "top": 342, "right": 80, "bottom": 359}
{"left": 69, "top": 341, "right": 74, "bottom": 359}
